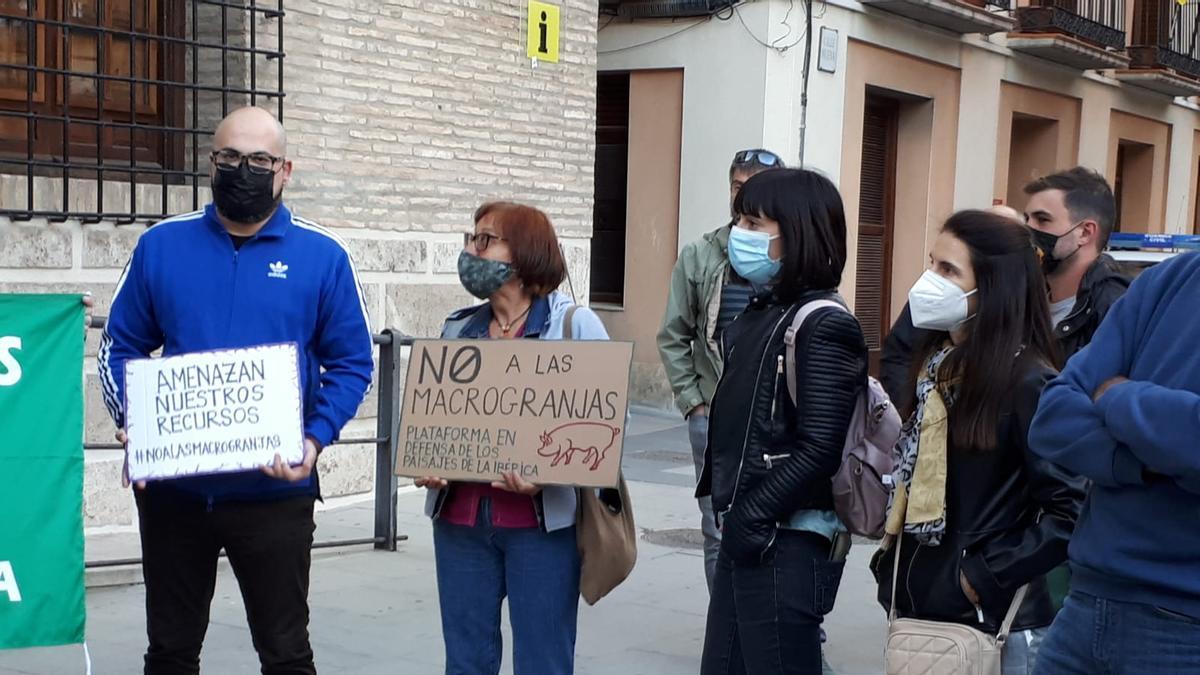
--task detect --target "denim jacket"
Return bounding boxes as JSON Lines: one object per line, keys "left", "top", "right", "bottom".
{"left": 423, "top": 290, "right": 611, "bottom": 532}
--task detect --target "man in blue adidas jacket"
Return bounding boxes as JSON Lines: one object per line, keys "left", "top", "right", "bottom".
{"left": 100, "top": 107, "right": 373, "bottom": 675}
{"left": 1029, "top": 252, "right": 1200, "bottom": 673}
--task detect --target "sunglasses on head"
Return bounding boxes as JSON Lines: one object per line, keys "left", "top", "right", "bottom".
{"left": 733, "top": 150, "right": 780, "bottom": 168}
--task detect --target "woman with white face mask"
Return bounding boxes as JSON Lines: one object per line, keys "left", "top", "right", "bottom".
{"left": 698, "top": 168, "right": 868, "bottom": 674}
{"left": 872, "top": 211, "right": 1087, "bottom": 673}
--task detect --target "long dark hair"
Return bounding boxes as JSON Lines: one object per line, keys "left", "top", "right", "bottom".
{"left": 906, "top": 210, "right": 1062, "bottom": 451}
{"left": 733, "top": 168, "right": 847, "bottom": 302}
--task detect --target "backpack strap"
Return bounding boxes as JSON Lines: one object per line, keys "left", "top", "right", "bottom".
{"left": 784, "top": 298, "right": 848, "bottom": 405}
{"left": 563, "top": 306, "right": 578, "bottom": 340}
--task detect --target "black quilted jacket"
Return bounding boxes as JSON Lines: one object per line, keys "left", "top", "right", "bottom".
{"left": 696, "top": 290, "right": 868, "bottom": 564}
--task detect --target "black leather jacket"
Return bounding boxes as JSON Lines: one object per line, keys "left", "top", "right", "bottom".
{"left": 1055, "top": 254, "right": 1129, "bottom": 356}
{"left": 871, "top": 363, "right": 1087, "bottom": 633}
{"left": 697, "top": 290, "right": 868, "bottom": 564}
{"left": 879, "top": 303, "right": 927, "bottom": 413}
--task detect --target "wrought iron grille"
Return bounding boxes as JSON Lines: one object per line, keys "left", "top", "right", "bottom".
{"left": 1047, "top": 0, "right": 1127, "bottom": 32}
{"left": 1166, "top": 1, "right": 1200, "bottom": 58}
{"left": 0, "top": 0, "right": 285, "bottom": 224}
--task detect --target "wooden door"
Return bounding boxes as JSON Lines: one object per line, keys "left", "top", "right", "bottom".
{"left": 855, "top": 94, "right": 899, "bottom": 375}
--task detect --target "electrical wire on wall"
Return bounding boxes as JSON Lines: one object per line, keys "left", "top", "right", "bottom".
{"left": 598, "top": 0, "right": 825, "bottom": 55}
{"left": 596, "top": 1, "right": 820, "bottom": 164}
{"left": 597, "top": 16, "right": 713, "bottom": 54}
{"left": 729, "top": 0, "right": 806, "bottom": 52}
{"left": 722, "top": 0, "right": 820, "bottom": 164}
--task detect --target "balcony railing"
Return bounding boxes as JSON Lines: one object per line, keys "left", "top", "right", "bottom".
{"left": 968, "top": 0, "right": 1015, "bottom": 9}
{"left": 860, "top": 0, "right": 1014, "bottom": 35}
{"left": 1016, "top": 0, "right": 1127, "bottom": 50}
{"left": 1129, "top": 0, "right": 1200, "bottom": 78}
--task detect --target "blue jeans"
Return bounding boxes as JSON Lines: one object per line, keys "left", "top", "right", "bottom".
{"left": 433, "top": 501, "right": 581, "bottom": 675}
{"left": 1002, "top": 628, "right": 1047, "bottom": 675}
{"left": 701, "top": 530, "right": 845, "bottom": 675}
{"left": 1035, "top": 591, "right": 1200, "bottom": 674}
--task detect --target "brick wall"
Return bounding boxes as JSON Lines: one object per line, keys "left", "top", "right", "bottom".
{"left": 0, "top": 0, "right": 598, "bottom": 533}
{"left": 263, "top": 0, "right": 598, "bottom": 331}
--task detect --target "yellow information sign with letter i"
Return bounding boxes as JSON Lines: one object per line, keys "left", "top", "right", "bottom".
{"left": 527, "top": 1, "right": 560, "bottom": 63}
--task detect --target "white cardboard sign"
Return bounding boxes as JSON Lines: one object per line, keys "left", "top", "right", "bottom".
{"left": 123, "top": 343, "right": 305, "bottom": 481}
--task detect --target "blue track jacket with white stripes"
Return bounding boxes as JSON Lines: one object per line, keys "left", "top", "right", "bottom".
{"left": 99, "top": 203, "right": 374, "bottom": 503}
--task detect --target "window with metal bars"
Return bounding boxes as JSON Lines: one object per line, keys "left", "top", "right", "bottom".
{"left": 0, "top": 0, "right": 284, "bottom": 224}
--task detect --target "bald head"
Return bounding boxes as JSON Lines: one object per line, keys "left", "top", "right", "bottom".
{"left": 213, "top": 106, "right": 287, "bottom": 157}
{"left": 986, "top": 204, "right": 1024, "bottom": 225}
{"left": 208, "top": 106, "right": 292, "bottom": 231}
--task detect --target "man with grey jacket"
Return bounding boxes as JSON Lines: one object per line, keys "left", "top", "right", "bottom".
{"left": 657, "top": 149, "right": 783, "bottom": 591}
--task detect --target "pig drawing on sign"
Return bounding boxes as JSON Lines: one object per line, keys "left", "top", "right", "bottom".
{"left": 535, "top": 422, "right": 621, "bottom": 471}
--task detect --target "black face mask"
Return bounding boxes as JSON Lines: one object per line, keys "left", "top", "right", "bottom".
{"left": 1029, "top": 222, "right": 1084, "bottom": 276}
{"left": 212, "top": 164, "right": 281, "bottom": 224}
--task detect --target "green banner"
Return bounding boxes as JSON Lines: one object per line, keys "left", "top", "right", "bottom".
{"left": 0, "top": 294, "right": 85, "bottom": 649}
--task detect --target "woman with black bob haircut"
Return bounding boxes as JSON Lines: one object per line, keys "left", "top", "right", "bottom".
{"left": 698, "top": 168, "right": 868, "bottom": 674}
{"left": 872, "top": 210, "right": 1086, "bottom": 671}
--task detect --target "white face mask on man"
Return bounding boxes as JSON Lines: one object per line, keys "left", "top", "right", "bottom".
{"left": 908, "top": 269, "right": 977, "bottom": 332}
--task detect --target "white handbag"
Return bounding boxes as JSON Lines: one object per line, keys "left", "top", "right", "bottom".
{"left": 883, "top": 533, "right": 1029, "bottom": 675}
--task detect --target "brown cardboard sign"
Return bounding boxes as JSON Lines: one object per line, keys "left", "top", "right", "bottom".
{"left": 395, "top": 339, "right": 633, "bottom": 488}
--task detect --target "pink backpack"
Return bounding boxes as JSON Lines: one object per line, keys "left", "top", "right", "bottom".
{"left": 783, "top": 299, "right": 901, "bottom": 539}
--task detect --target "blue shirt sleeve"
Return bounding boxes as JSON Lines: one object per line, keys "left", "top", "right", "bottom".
{"left": 568, "top": 306, "right": 610, "bottom": 341}
{"left": 304, "top": 250, "right": 374, "bottom": 448}
{"left": 98, "top": 241, "right": 164, "bottom": 428}
{"left": 1028, "top": 278, "right": 1148, "bottom": 488}
{"left": 1097, "top": 379, "right": 1200, "bottom": 489}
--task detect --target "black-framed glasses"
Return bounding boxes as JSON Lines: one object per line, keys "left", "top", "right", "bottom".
{"left": 733, "top": 149, "right": 781, "bottom": 168}
{"left": 464, "top": 232, "right": 506, "bottom": 252}
{"left": 210, "top": 149, "right": 285, "bottom": 175}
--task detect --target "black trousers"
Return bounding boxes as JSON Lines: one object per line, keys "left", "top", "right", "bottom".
{"left": 701, "top": 530, "right": 846, "bottom": 675}
{"left": 135, "top": 487, "right": 317, "bottom": 675}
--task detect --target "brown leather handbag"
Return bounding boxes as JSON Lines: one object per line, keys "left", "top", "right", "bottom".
{"left": 576, "top": 476, "right": 637, "bottom": 605}
{"left": 563, "top": 306, "right": 637, "bottom": 605}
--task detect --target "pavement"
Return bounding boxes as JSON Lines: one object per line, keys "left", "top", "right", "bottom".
{"left": 0, "top": 408, "right": 887, "bottom": 675}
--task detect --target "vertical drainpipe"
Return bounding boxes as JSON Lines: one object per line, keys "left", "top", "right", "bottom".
{"left": 798, "top": 0, "right": 814, "bottom": 166}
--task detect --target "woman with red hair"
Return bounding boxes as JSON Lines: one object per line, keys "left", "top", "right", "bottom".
{"left": 416, "top": 202, "right": 610, "bottom": 674}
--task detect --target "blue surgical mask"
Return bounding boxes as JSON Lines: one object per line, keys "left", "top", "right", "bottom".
{"left": 728, "top": 226, "right": 781, "bottom": 285}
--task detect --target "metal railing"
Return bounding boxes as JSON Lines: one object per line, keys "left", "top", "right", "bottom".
{"left": 1018, "top": 0, "right": 1128, "bottom": 50}
{"left": 0, "top": 0, "right": 285, "bottom": 224}
{"left": 1130, "top": 0, "right": 1200, "bottom": 77}
{"left": 83, "top": 316, "right": 410, "bottom": 569}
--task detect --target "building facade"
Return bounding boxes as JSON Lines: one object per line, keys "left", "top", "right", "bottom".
{"left": 0, "top": 0, "right": 598, "bottom": 531}
{"left": 598, "top": 0, "right": 1200, "bottom": 407}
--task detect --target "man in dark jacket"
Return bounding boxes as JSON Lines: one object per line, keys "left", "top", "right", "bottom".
{"left": 1022, "top": 167, "right": 1129, "bottom": 357}
{"left": 879, "top": 170, "right": 1128, "bottom": 410}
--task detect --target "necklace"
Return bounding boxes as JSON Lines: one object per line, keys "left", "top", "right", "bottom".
{"left": 493, "top": 303, "right": 532, "bottom": 334}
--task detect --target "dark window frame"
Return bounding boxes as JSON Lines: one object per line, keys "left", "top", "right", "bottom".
{"left": 0, "top": 0, "right": 285, "bottom": 224}
{"left": 590, "top": 70, "right": 630, "bottom": 307}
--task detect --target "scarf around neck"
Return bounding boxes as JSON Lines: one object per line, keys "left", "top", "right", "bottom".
{"left": 885, "top": 344, "right": 957, "bottom": 546}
